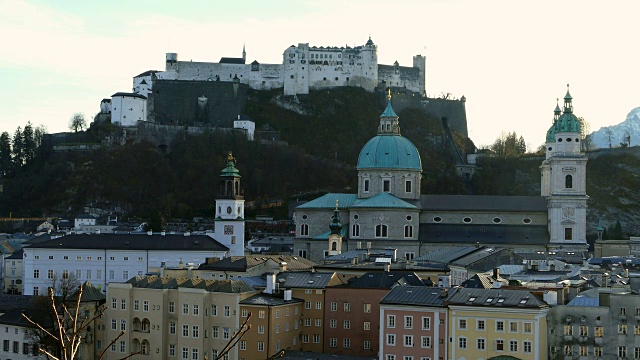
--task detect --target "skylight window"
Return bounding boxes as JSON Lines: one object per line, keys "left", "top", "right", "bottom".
{"left": 486, "top": 298, "right": 493, "bottom": 303}
{"left": 519, "top": 299, "right": 528, "bottom": 304}
{"left": 497, "top": 298, "right": 505, "bottom": 303}
{"left": 468, "top": 297, "right": 476, "bottom": 302}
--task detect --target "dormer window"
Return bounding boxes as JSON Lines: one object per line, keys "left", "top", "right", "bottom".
{"left": 383, "top": 180, "right": 390, "bottom": 192}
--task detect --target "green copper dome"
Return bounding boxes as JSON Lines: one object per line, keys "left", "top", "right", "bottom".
{"left": 357, "top": 135, "right": 422, "bottom": 170}
{"left": 220, "top": 151, "right": 241, "bottom": 178}
{"left": 546, "top": 86, "right": 581, "bottom": 142}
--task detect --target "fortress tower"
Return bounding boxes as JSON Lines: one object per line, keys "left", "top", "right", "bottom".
{"left": 214, "top": 152, "right": 245, "bottom": 256}
{"left": 541, "top": 86, "right": 588, "bottom": 252}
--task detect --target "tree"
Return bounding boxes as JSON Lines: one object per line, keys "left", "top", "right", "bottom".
{"left": 0, "top": 131, "right": 11, "bottom": 177}
{"left": 579, "top": 117, "right": 593, "bottom": 152}
{"left": 12, "top": 126, "right": 24, "bottom": 167}
{"left": 69, "top": 113, "right": 87, "bottom": 133}
{"left": 604, "top": 128, "right": 613, "bottom": 148}
{"left": 490, "top": 131, "right": 526, "bottom": 158}
{"left": 22, "top": 121, "right": 36, "bottom": 164}
{"left": 23, "top": 285, "right": 140, "bottom": 360}
{"left": 624, "top": 130, "right": 632, "bottom": 148}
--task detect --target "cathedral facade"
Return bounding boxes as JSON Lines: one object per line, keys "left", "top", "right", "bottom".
{"left": 293, "top": 88, "right": 588, "bottom": 262}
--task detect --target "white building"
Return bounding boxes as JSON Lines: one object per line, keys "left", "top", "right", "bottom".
{"left": 214, "top": 152, "right": 246, "bottom": 257}
{"left": 22, "top": 233, "right": 229, "bottom": 296}
{"left": 110, "top": 92, "right": 147, "bottom": 126}
{"left": 0, "top": 310, "right": 45, "bottom": 360}
{"left": 74, "top": 214, "right": 97, "bottom": 230}
{"left": 233, "top": 115, "right": 255, "bottom": 141}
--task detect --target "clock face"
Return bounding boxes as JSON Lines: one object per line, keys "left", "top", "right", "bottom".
{"left": 224, "top": 225, "right": 234, "bottom": 235}
{"left": 562, "top": 207, "right": 575, "bottom": 219}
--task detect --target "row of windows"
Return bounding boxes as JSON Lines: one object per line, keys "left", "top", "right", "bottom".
{"left": 32, "top": 255, "right": 144, "bottom": 261}
{"left": 386, "top": 315, "right": 434, "bottom": 330}
{"left": 362, "top": 179, "right": 413, "bottom": 193}
{"left": 432, "top": 216, "right": 533, "bottom": 224}
{"left": 327, "top": 337, "right": 369, "bottom": 349}
{"left": 2, "top": 340, "right": 33, "bottom": 355}
{"left": 556, "top": 345, "right": 636, "bottom": 358}
{"left": 386, "top": 334, "right": 441, "bottom": 348}
{"left": 456, "top": 319, "right": 533, "bottom": 333}
{"left": 455, "top": 337, "right": 532, "bottom": 352}
{"left": 34, "top": 269, "right": 142, "bottom": 281}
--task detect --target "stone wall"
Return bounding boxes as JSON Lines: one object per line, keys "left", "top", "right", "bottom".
{"left": 148, "top": 80, "right": 248, "bottom": 126}
{"left": 136, "top": 121, "right": 243, "bottom": 149}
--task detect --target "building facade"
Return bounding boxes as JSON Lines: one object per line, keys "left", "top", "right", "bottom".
{"left": 22, "top": 233, "right": 229, "bottom": 295}
{"left": 106, "top": 276, "right": 258, "bottom": 360}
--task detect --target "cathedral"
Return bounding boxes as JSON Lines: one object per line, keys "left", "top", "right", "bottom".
{"left": 293, "top": 88, "right": 588, "bottom": 262}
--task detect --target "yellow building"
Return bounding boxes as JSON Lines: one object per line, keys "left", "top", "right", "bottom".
{"left": 105, "top": 276, "right": 259, "bottom": 360}
{"left": 446, "top": 288, "right": 549, "bottom": 360}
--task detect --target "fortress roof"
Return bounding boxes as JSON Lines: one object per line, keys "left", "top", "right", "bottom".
{"left": 134, "top": 70, "right": 159, "bottom": 78}
{"left": 112, "top": 92, "right": 147, "bottom": 100}
{"left": 219, "top": 57, "right": 245, "bottom": 64}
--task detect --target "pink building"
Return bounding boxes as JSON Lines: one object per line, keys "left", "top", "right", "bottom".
{"left": 379, "top": 286, "right": 449, "bottom": 360}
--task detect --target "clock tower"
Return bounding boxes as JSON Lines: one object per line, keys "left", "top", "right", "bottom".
{"left": 214, "top": 151, "right": 245, "bottom": 256}
{"left": 542, "top": 86, "right": 588, "bottom": 252}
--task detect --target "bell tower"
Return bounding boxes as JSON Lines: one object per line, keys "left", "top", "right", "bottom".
{"left": 543, "top": 86, "right": 588, "bottom": 253}
{"left": 214, "top": 151, "right": 245, "bottom": 256}
{"left": 327, "top": 201, "right": 343, "bottom": 257}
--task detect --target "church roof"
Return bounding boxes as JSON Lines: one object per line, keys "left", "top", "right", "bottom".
{"left": 420, "top": 224, "right": 549, "bottom": 245}
{"left": 357, "top": 135, "right": 422, "bottom": 170}
{"left": 297, "top": 193, "right": 358, "bottom": 209}
{"left": 351, "top": 192, "right": 418, "bottom": 209}
{"left": 219, "top": 57, "right": 245, "bottom": 64}
{"left": 380, "top": 99, "right": 398, "bottom": 118}
{"left": 421, "top": 195, "right": 548, "bottom": 212}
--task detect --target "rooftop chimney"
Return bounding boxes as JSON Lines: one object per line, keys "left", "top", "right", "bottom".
{"left": 493, "top": 268, "right": 500, "bottom": 279}
{"left": 265, "top": 273, "right": 276, "bottom": 294}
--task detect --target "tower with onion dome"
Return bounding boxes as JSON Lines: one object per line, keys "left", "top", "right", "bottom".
{"left": 541, "top": 85, "right": 588, "bottom": 252}
{"left": 214, "top": 151, "right": 245, "bottom": 256}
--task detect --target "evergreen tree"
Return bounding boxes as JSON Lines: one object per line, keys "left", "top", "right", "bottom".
{"left": 12, "top": 126, "right": 24, "bottom": 168}
{"left": 22, "top": 121, "right": 36, "bottom": 164}
{"left": 0, "top": 131, "right": 11, "bottom": 177}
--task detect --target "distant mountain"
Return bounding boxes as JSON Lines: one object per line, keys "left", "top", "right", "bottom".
{"left": 590, "top": 107, "right": 640, "bottom": 149}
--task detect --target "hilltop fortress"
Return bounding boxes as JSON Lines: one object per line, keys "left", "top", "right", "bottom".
{"left": 98, "top": 38, "right": 467, "bottom": 143}
{"left": 134, "top": 37, "right": 425, "bottom": 97}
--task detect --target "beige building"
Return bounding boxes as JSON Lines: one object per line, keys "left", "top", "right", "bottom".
{"left": 4, "top": 249, "right": 23, "bottom": 294}
{"left": 105, "top": 276, "right": 259, "bottom": 360}
{"left": 239, "top": 289, "right": 303, "bottom": 360}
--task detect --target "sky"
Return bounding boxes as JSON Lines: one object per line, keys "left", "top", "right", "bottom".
{"left": 1, "top": 0, "right": 638, "bottom": 149}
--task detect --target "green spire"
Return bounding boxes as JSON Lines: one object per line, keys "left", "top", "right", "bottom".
{"left": 379, "top": 89, "right": 401, "bottom": 135}
{"left": 220, "top": 151, "right": 241, "bottom": 178}
{"left": 329, "top": 200, "right": 342, "bottom": 235}
{"left": 380, "top": 88, "right": 398, "bottom": 118}
{"left": 563, "top": 84, "right": 573, "bottom": 114}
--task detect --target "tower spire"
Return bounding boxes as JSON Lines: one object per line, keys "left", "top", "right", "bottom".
{"left": 379, "top": 89, "right": 400, "bottom": 135}
{"left": 242, "top": 43, "right": 246, "bottom": 62}
{"left": 554, "top": 98, "right": 561, "bottom": 122}
{"left": 563, "top": 84, "right": 573, "bottom": 113}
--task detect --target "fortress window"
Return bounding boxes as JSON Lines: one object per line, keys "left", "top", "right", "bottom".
{"left": 323, "top": 77, "right": 327, "bottom": 81}
{"left": 433, "top": 217, "right": 442, "bottom": 223}
{"left": 375, "top": 224, "right": 388, "bottom": 238}
{"left": 565, "top": 228, "right": 573, "bottom": 240}
{"left": 565, "top": 174, "right": 573, "bottom": 189}
{"left": 352, "top": 224, "right": 360, "bottom": 237}
{"left": 463, "top": 217, "right": 472, "bottom": 224}
{"left": 383, "top": 180, "right": 390, "bottom": 192}
{"left": 290, "top": 75, "right": 294, "bottom": 79}
{"left": 405, "top": 180, "right": 412, "bottom": 193}
{"left": 335, "top": 77, "right": 339, "bottom": 81}
{"left": 300, "top": 224, "right": 309, "bottom": 236}
{"left": 404, "top": 225, "right": 413, "bottom": 238}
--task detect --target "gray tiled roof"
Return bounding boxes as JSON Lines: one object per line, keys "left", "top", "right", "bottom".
{"left": 240, "top": 294, "right": 303, "bottom": 306}
{"left": 0, "top": 295, "right": 36, "bottom": 313}
{"left": 6, "top": 248, "right": 23, "bottom": 259}
{"left": 421, "top": 195, "right": 548, "bottom": 212}
{"left": 111, "top": 92, "right": 147, "bottom": 100}
{"left": 417, "top": 247, "right": 479, "bottom": 263}
{"left": 198, "top": 255, "right": 316, "bottom": 271}
{"left": 450, "top": 248, "right": 512, "bottom": 267}
{"left": 380, "top": 286, "right": 448, "bottom": 307}
{"left": 219, "top": 57, "right": 245, "bottom": 64}
{"left": 446, "top": 288, "right": 548, "bottom": 308}
{"left": 69, "top": 281, "right": 106, "bottom": 303}
{"left": 135, "top": 70, "right": 159, "bottom": 78}
{"left": 126, "top": 276, "right": 254, "bottom": 293}
{"left": 276, "top": 272, "right": 337, "bottom": 289}
{"left": 348, "top": 271, "right": 425, "bottom": 289}
{"left": 27, "top": 233, "right": 228, "bottom": 251}
{"left": 420, "top": 224, "right": 549, "bottom": 245}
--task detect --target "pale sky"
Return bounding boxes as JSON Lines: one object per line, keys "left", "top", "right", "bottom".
{"left": 1, "top": 0, "right": 638, "bottom": 149}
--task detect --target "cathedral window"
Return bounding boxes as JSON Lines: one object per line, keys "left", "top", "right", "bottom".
{"left": 405, "top": 180, "right": 412, "bottom": 193}
{"left": 364, "top": 179, "right": 369, "bottom": 192}
{"left": 565, "top": 174, "right": 573, "bottom": 189}
{"left": 352, "top": 224, "right": 360, "bottom": 237}
{"left": 375, "top": 224, "right": 388, "bottom": 238}
{"left": 463, "top": 217, "right": 472, "bottom": 223}
{"left": 300, "top": 224, "right": 309, "bottom": 237}
{"left": 331, "top": 242, "right": 337, "bottom": 251}
{"left": 565, "top": 228, "right": 573, "bottom": 240}
{"left": 404, "top": 225, "right": 413, "bottom": 238}
{"left": 433, "top": 217, "right": 442, "bottom": 223}
{"left": 383, "top": 180, "right": 390, "bottom": 192}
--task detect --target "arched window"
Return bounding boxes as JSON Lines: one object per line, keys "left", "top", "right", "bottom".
{"left": 300, "top": 224, "right": 309, "bottom": 236}
{"left": 352, "top": 224, "right": 360, "bottom": 237}
{"left": 331, "top": 242, "right": 337, "bottom": 251}
{"left": 375, "top": 224, "right": 388, "bottom": 238}
{"left": 565, "top": 174, "right": 573, "bottom": 189}
{"left": 404, "top": 225, "right": 413, "bottom": 238}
